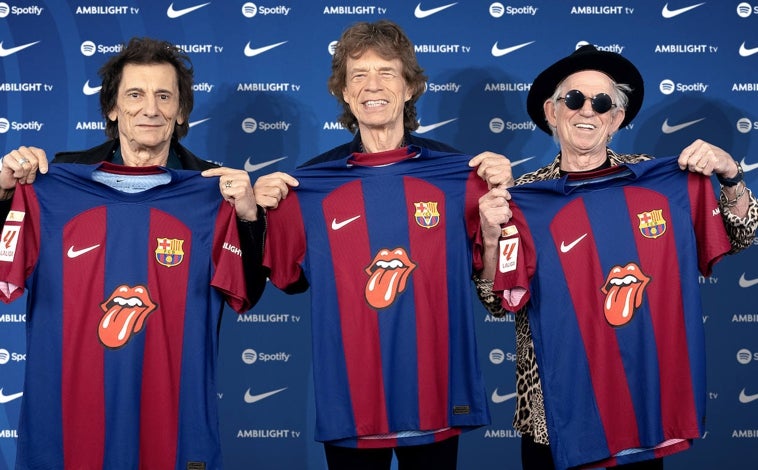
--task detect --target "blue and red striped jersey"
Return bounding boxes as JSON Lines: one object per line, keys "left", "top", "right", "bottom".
{"left": 0, "top": 163, "right": 249, "bottom": 470}
{"left": 493, "top": 156, "right": 731, "bottom": 469}
{"left": 264, "top": 147, "right": 491, "bottom": 447}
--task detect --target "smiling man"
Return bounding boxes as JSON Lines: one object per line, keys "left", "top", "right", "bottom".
{"left": 476, "top": 44, "right": 758, "bottom": 470}
{"left": 0, "top": 37, "right": 267, "bottom": 470}
{"left": 252, "top": 20, "right": 512, "bottom": 470}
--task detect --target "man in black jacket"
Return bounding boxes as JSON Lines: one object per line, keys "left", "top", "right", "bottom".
{"left": 0, "top": 37, "right": 266, "bottom": 304}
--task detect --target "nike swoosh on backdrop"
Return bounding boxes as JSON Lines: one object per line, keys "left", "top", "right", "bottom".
{"left": 0, "top": 41, "right": 40, "bottom": 57}
{"left": 244, "top": 156, "right": 287, "bottom": 172}
{"left": 244, "top": 387, "right": 287, "bottom": 403}
{"left": 67, "top": 244, "right": 100, "bottom": 259}
{"left": 491, "top": 41, "right": 534, "bottom": 57}
{"left": 739, "top": 388, "right": 758, "bottom": 404}
{"left": 739, "top": 42, "right": 758, "bottom": 57}
{"left": 0, "top": 388, "right": 23, "bottom": 404}
{"left": 661, "top": 2, "right": 705, "bottom": 18}
{"left": 560, "top": 233, "right": 588, "bottom": 253}
{"left": 82, "top": 80, "right": 101, "bottom": 95}
{"left": 414, "top": 2, "right": 458, "bottom": 18}
{"left": 738, "top": 273, "right": 758, "bottom": 288}
{"left": 331, "top": 215, "right": 361, "bottom": 230}
{"left": 416, "top": 118, "right": 457, "bottom": 134}
{"left": 244, "top": 41, "right": 288, "bottom": 57}
{"left": 740, "top": 157, "right": 758, "bottom": 173}
{"left": 166, "top": 2, "right": 210, "bottom": 18}
{"left": 510, "top": 157, "right": 535, "bottom": 168}
{"left": 189, "top": 118, "right": 210, "bottom": 128}
{"left": 491, "top": 389, "right": 517, "bottom": 404}
{"left": 661, "top": 117, "right": 705, "bottom": 134}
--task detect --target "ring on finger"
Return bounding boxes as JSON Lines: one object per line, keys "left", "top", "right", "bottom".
{"left": 224, "top": 180, "right": 233, "bottom": 189}
{"left": 17, "top": 158, "right": 29, "bottom": 166}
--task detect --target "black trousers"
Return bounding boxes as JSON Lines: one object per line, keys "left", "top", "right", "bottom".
{"left": 521, "top": 433, "right": 664, "bottom": 470}
{"left": 324, "top": 435, "right": 459, "bottom": 470}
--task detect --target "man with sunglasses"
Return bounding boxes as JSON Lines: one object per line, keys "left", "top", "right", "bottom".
{"left": 475, "top": 44, "right": 757, "bottom": 469}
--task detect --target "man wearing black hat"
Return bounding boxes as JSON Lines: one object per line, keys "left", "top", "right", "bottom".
{"left": 475, "top": 44, "right": 757, "bottom": 470}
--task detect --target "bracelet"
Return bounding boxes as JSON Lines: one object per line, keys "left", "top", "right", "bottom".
{"left": 717, "top": 161, "right": 744, "bottom": 187}
{"left": 722, "top": 181, "right": 746, "bottom": 208}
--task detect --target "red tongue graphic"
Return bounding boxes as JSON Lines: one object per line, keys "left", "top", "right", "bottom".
{"left": 603, "top": 283, "right": 639, "bottom": 326}
{"left": 99, "top": 305, "right": 151, "bottom": 348}
{"left": 600, "top": 263, "right": 650, "bottom": 327}
{"left": 364, "top": 248, "right": 416, "bottom": 310}
{"left": 98, "top": 284, "right": 157, "bottom": 349}
{"left": 366, "top": 266, "right": 408, "bottom": 309}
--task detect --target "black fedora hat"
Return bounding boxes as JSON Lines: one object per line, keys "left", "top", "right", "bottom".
{"left": 526, "top": 44, "right": 644, "bottom": 135}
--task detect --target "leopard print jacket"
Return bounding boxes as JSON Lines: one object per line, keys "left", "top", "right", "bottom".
{"left": 475, "top": 148, "right": 758, "bottom": 445}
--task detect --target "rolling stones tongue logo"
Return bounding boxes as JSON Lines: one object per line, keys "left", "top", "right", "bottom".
{"left": 98, "top": 284, "right": 158, "bottom": 349}
{"left": 600, "top": 262, "right": 650, "bottom": 327}
{"left": 364, "top": 247, "right": 417, "bottom": 310}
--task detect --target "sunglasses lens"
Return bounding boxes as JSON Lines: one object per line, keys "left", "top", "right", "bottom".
{"left": 592, "top": 93, "right": 613, "bottom": 113}
{"left": 563, "top": 90, "right": 585, "bottom": 110}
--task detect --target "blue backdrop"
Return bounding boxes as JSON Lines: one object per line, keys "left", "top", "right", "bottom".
{"left": 1, "top": 1, "right": 757, "bottom": 469}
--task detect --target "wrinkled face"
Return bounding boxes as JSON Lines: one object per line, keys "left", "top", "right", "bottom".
{"left": 544, "top": 70, "right": 625, "bottom": 155}
{"left": 107, "top": 63, "right": 184, "bottom": 152}
{"left": 342, "top": 48, "right": 413, "bottom": 134}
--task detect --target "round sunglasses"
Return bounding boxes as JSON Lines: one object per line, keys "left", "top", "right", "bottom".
{"left": 557, "top": 89, "right": 616, "bottom": 114}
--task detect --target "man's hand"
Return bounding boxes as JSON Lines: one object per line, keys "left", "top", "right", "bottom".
{"left": 201, "top": 167, "right": 258, "bottom": 221}
{"left": 677, "top": 139, "right": 738, "bottom": 178}
{"left": 0, "top": 146, "right": 49, "bottom": 200}
{"left": 252, "top": 171, "right": 299, "bottom": 210}
{"left": 479, "top": 186, "right": 513, "bottom": 245}
{"left": 468, "top": 151, "right": 514, "bottom": 189}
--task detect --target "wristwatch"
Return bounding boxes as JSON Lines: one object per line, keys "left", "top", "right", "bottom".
{"left": 717, "top": 161, "right": 744, "bottom": 187}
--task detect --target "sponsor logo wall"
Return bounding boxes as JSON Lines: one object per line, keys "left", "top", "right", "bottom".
{"left": 0, "top": 1, "right": 756, "bottom": 468}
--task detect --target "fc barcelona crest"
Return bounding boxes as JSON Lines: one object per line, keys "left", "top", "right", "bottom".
{"left": 637, "top": 209, "right": 667, "bottom": 239}
{"left": 414, "top": 201, "right": 440, "bottom": 229}
{"left": 155, "top": 238, "right": 185, "bottom": 267}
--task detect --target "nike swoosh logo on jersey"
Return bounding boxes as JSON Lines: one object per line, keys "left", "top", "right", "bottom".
{"left": 661, "top": 117, "right": 705, "bottom": 134}
{"left": 0, "top": 388, "right": 23, "bottom": 404}
{"left": 560, "top": 233, "right": 588, "bottom": 253}
{"left": 244, "top": 41, "right": 288, "bottom": 57}
{"left": 739, "top": 388, "right": 758, "bottom": 404}
{"left": 491, "top": 389, "right": 517, "bottom": 404}
{"left": 416, "top": 118, "right": 457, "bottom": 134}
{"left": 739, "top": 273, "right": 758, "bottom": 288}
{"left": 244, "top": 387, "right": 287, "bottom": 404}
{"left": 166, "top": 2, "right": 210, "bottom": 18}
{"left": 67, "top": 244, "right": 101, "bottom": 259}
{"left": 414, "top": 2, "right": 457, "bottom": 18}
{"left": 82, "top": 80, "right": 101, "bottom": 96}
{"left": 661, "top": 2, "right": 705, "bottom": 18}
{"left": 0, "top": 40, "right": 40, "bottom": 57}
{"left": 331, "top": 216, "right": 361, "bottom": 230}
{"left": 740, "top": 157, "right": 758, "bottom": 173}
{"left": 491, "top": 41, "right": 534, "bottom": 57}
{"left": 739, "top": 42, "right": 758, "bottom": 57}
{"left": 244, "top": 156, "right": 287, "bottom": 173}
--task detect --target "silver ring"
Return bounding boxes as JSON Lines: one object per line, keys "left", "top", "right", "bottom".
{"left": 224, "top": 180, "right": 233, "bottom": 189}
{"left": 17, "top": 158, "right": 29, "bottom": 166}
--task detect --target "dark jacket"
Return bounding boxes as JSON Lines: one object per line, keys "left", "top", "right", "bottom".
{"left": 1, "top": 139, "right": 266, "bottom": 306}
{"left": 299, "top": 132, "right": 460, "bottom": 167}
{"left": 53, "top": 139, "right": 218, "bottom": 170}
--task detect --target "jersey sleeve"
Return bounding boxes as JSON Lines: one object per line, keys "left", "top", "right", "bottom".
{"left": 491, "top": 201, "right": 535, "bottom": 311}
{"left": 263, "top": 191, "right": 308, "bottom": 292}
{"left": 688, "top": 172, "right": 731, "bottom": 276}
{"left": 465, "top": 171, "right": 490, "bottom": 241}
{"left": 0, "top": 184, "right": 41, "bottom": 303}
{"left": 211, "top": 200, "right": 251, "bottom": 313}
